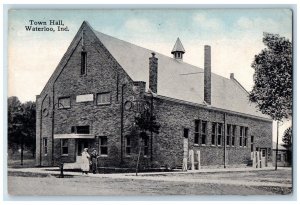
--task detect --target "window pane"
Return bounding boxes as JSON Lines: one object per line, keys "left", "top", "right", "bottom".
{"left": 97, "top": 93, "right": 111, "bottom": 105}
{"left": 202, "top": 121, "right": 207, "bottom": 134}
{"left": 76, "top": 126, "right": 90, "bottom": 134}
{"left": 218, "top": 124, "right": 222, "bottom": 134}
{"left": 195, "top": 120, "right": 200, "bottom": 132}
{"left": 58, "top": 97, "right": 70, "bottom": 108}
{"left": 201, "top": 134, "right": 206, "bottom": 145}
{"left": 81, "top": 52, "right": 87, "bottom": 75}
{"left": 101, "top": 147, "right": 108, "bottom": 155}
{"left": 184, "top": 128, "right": 189, "bottom": 138}
{"left": 62, "top": 147, "right": 68, "bottom": 155}
{"left": 194, "top": 133, "right": 199, "bottom": 144}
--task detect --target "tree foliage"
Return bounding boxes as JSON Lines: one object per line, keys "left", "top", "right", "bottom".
{"left": 8, "top": 96, "right": 36, "bottom": 155}
{"left": 282, "top": 126, "right": 292, "bottom": 148}
{"left": 249, "top": 33, "right": 292, "bottom": 121}
{"left": 135, "top": 109, "right": 160, "bottom": 137}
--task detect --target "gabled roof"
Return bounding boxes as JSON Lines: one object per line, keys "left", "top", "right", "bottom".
{"left": 42, "top": 21, "right": 269, "bottom": 120}
{"left": 171, "top": 38, "right": 185, "bottom": 54}
{"left": 90, "top": 25, "right": 269, "bottom": 120}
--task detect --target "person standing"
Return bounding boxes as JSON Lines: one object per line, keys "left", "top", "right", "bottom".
{"left": 90, "top": 149, "right": 99, "bottom": 174}
{"left": 81, "top": 148, "right": 90, "bottom": 175}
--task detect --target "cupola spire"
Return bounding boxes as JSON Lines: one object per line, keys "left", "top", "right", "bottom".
{"left": 171, "top": 38, "right": 185, "bottom": 61}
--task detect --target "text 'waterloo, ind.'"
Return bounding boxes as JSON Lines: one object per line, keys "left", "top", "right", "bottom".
{"left": 25, "top": 20, "right": 69, "bottom": 32}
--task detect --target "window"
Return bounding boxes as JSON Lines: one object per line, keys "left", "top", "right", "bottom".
{"left": 144, "top": 136, "right": 149, "bottom": 157}
{"left": 217, "top": 123, "right": 222, "bottom": 146}
{"left": 232, "top": 125, "right": 236, "bottom": 146}
{"left": 184, "top": 128, "right": 189, "bottom": 139}
{"left": 61, "top": 139, "right": 68, "bottom": 155}
{"left": 81, "top": 51, "right": 87, "bottom": 75}
{"left": 76, "top": 94, "right": 93, "bottom": 103}
{"left": 99, "top": 136, "right": 108, "bottom": 156}
{"left": 71, "top": 125, "right": 90, "bottom": 134}
{"left": 43, "top": 138, "right": 48, "bottom": 155}
{"left": 239, "top": 126, "right": 248, "bottom": 147}
{"left": 211, "top": 123, "right": 216, "bottom": 145}
{"left": 58, "top": 97, "right": 71, "bottom": 108}
{"left": 262, "top": 149, "right": 266, "bottom": 157}
{"left": 239, "top": 126, "right": 244, "bottom": 146}
{"left": 201, "top": 121, "right": 207, "bottom": 145}
{"left": 194, "top": 120, "right": 200, "bottom": 145}
{"left": 244, "top": 127, "right": 248, "bottom": 147}
{"left": 251, "top": 136, "right": 254, "bottom": 152}
{"left": 97, "top": 92, "right": 111, "bottom": 105}
{"left": 226, "top": 124, "right": 231, "bottom": 146}
{"left": 125, "top": 136, "right": 131, "bottom": 156}
{"left": 276, "top": 154, "right": 281, "bottom": 161}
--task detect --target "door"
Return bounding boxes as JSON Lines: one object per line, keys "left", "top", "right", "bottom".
{"left": 76, "top": 139, "right": 89, "bottom": 163}
{"left": 77, "top": 139, "right": 89, "bottom": 156}
{"left": 261, "top": 148, "right": 267, "bottom": 167}
{"left": 182, "top": 128, "right": 189, "bottom": 170}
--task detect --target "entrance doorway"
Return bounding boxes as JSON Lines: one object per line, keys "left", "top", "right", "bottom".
{"left": 261, "top": 148, "right": 267, "bottom": 167}
{"left": 77, "top": 139, "right": 89, "bottom": 156}
{"left": 76, "top": 139, "right": 89, "bottom": 163}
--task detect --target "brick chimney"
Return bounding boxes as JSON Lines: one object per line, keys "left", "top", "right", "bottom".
{"left": 204, "top": 45, "right": 211, "bottom": 105}
{"left": 149, "top": 52, "right": 158, "bottom": 93}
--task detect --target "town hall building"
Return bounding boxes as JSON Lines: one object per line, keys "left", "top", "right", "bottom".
{"left": 36, "top": 21, "right": 273, "bottom": 170}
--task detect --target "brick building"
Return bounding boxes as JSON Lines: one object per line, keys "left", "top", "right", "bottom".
{"left": 36, "top": 21, "right": 273, "bottom": 169}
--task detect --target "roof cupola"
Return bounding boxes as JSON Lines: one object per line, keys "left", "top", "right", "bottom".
{"left": 171, "top": 38, "right": 185, "bottom": 61}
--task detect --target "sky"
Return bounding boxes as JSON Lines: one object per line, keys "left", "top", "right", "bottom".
{"left": 7, "top": 9, "right": 292, "bottom": 142}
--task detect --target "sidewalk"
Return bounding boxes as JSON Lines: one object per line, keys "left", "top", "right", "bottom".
{"left": 8, "top": 166, "right": 292, "bottom": 188}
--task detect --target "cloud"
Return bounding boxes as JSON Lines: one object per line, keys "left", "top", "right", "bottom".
{"left": 192, "top": 14, "right": 223, "bottom": 31}
{"left": 235, "top": 17, "right": 292, "bottom": 39}
{"left": 123, "top": 18, "right": 156, "bottom": 33}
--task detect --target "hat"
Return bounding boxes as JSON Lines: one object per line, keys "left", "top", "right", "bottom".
{"left": 84, "top": 148, "right": 88, "bottom": 151}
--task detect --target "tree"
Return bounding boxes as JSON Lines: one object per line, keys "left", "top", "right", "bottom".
{"left": 249, "top": 33, "right": 292, "bottom": 170}
{"left": 249, "top": 33, "right": 292, "bottom": 121}
{"left": 282, "top": 126, "right": 292, "bottom": 165}
{"left": 8, "top": 96, "right": 36, "bottom": 160}
{"left": 134, "top": 103, "right": 160, "bottom": 175}
{"left": 282, "top": 126, "right": 292, "bottom": 147}
{"left": 135, "top": 109, "right": 160, "bottom": 136}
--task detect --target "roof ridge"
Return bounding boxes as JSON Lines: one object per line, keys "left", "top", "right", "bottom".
{"left": 92, "top": 29, "right": 204, "bottom": 71}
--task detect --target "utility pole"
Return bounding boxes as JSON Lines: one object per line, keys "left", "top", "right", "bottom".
{"left": 223, "top": 113, "right": 226, "bottom": 168}
{"left": 120, "top": 84, "right": 126, "bottom": 165}
{"left": 275, "top": 120, "right": 279, "bottom": 171}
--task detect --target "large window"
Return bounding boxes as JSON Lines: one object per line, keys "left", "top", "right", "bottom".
{"left": 194, "top": 120, "right": 200, "bottom": 145}
{"left": 244, "top": 127, "right": 248, "bottom": 147}
{"left": 58, "top": 97, "right": 71, "bottom": 108}
{"left": 97, "top": 92, "right": 111, "bottom": 105}
{"left": 61, "top": 139, "right": 69, "bottom": 155}
{"left": 251, "top": 136, "right": 254, "bottom": 152}
{"left": 201, "top": 121, "right": 207, "bottom": 145}
{"left": 239, "top": 126, "right": 248, "bottom": 147}
{"left": 81, "top": 51, "right": 87, "bottom": 75}
{"left": 125, "top": 136, "right": 131, "bottom": 156}
{"left": 239, "top": 126, "right": 244, "bottom": 146}
{"left": 71, "top": 125, "right": 90, "bottom": 134}
{"left": 217, "top": 123, "right": 222, "bottom": 146}
{"left": 43, "top": 138, "right": 48, "bottom": 155}
{"left": 99, "top": 136, "right": 108, "bottom": 156}
{"left": 226, "top": 124, "right": 231, "bottom": 146}
{"left": 211, "top": 123, "right": 216, "bottom": 145}
{"left": 232, "top": 125, "right": 236, "bottom": 146}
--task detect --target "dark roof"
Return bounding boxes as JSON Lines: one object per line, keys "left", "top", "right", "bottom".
{"left": 171, "top": 38, "right": 185, "bottom": 54}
